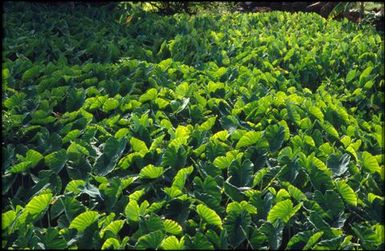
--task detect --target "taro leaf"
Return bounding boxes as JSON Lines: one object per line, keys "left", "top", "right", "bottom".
{"left": 236, "top": 131, "right": 262, "bottom": 149}
{"left": 286, "top": 230, "right": 314, "bottom": 250}
{"left": 135, "top": 230, "right": 164, "bottom": 249}
{"left": 265, "top": 124, "right": 285, "bottom": 153}
{"left": 93, "top": 137, "right": 127, "bottom": 176}
{"left": 69, "top": 211, "right": 99, "bottom": 233}
{"left": 313, "top": 236, "right": 345, "bottom": 250}
{"left": 139, "top": 164, "right": 164, "bottom": 179}
{"left": 284, "top": 182, "right": 307, "bottom": 202}
{"left": 36, "top": 227, "right": 67, "bottom": 249}
{"left": 102, "top": 98, "right": 119, "bottom": 113}
{"left": 162, "top": 145, "right": 187, "bottom": 169}
{"left": 22, "top": 65, "right": 40, "bottom": 81}
{"left": 174, "top": 97, "right": 190, "bottom": 114}
{"left": 267, "top": 199, "right": 302, "bottom": 223}
{"left": 130, "top": 137, "right": 149, "bottom": 153}
{"left": 185, "top": 232, "right": 214, "bottom": 250}
{"left": 199, "top": 116, "right": 217, "bottom": 131}
{"left": 135, "top": 214, "right": 165, "bottom": 237}
{"left": 309, "top": 165, "right": 334, "bottom": 192}
{"left": 196, "top": 204, "right": 222, "bottom": 228}
{"left": 345, "top": 69, "right": 357, "bottom": 83}
{"left": 226, "top": 201, "right": 257, "bottom": 215}
{"left": 44, "top": 149, "right": 67, "bottom": 173}
{"left": 66, "top": 87, "right": 85, "bottom": 112}
{"left": 101, "top": 238, "right": 120, "bottom": 250}
{"left": 139, "top": 88, "right": 157, "bottom": 103}
{"left": 2, "top": 210, "right": 16, "bottom": 230}
{"left": 303, "top": 231, "right": 324, "bottom": 249}
{"left": 287, "top": 103, "right": 301, "bottom": 125}
{"left": 219, "top": 115, "right": 240, "bottom": 133}
{"left": 57, "top": 196, "right": 85, "bottom": 224}
{"left": 335, "top": 180, "right": 357, "bottom": 206}
{"left": 351, "top": 223, "right": 383, "bottom": 250}
{"left": 193, "top": 176, "right": 222, "bottom": 212}
{"left": 320, "top": 121, "right": 339, "bottom": 139}
{"left": 327, "top": 154, "right": 350, "bottom": 177}
{"left": 100, "top": 220, "right": 125, "bottom": 238}
{"left": 224, "top": 209, "right": 251, "bottom": 248}
{"left": 360, "top": 151, "right": 381, "bottom": 175}
{"left": 160, "top": 236, "right": 185, "bottom": 250}
{"left": 259, "top": 221, "right": 284, "bottom": 250}
{"left": 228, "top": 159, "right": 254, "bottom": 187}
{"left": 8, "top": 149, "right": 43, "bottom": 174}
{"left": 206, "top": 229, "right": 229, "bottom": 249}
{"left": 309, "top": 106, "right": 324, "bottom": 122}
{"left": 163, "top": 219, "right": 182, "bottom": 235}
{"left": 314, "top": 190, "right": 345, "bottom": 219}
{"left": 21, "top": 192, "right": 52, "bottom": 223}
{"left": 62, "top": 129, "right": 81, "bottom": 144}
{"left": 309, "top": 211, "right": 330, "bottom": 230}
{"left": 7, "top": 161, "right": 33, "bottom": 174}
{"left": 66, "top": 156, "right": 92, "bottom": 180}
{"left": 67, "top": 142, "right": 90, "bottom": 160}
{"left": 224, "top": 179, "right": 247, "bottom": 202}
{"left": 125, "top": 200, "right": 140, "bottom": 222}
{"left": 252, "top": 168, "right": 268, "bottom": 188}
{"left": 172, "top": 166, "right": 194, "bottom": 190}
{"left": 359, "top": 66, "right": 373, "bottom": 85}
{"left": 213, "top": 155, "right": 233, "bottom": 169}
{"left": 80, "top": 183, "right": 103, "bottom": 200}
{"left": 2, "top": 145, "right": 15, "bottom": 170}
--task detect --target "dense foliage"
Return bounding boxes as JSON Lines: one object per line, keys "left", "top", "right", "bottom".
{"left": 2, "top": 3, "right": 384, "bottom": 250}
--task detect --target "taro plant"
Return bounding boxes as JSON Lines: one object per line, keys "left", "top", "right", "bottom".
{"left": 2, "top": 1, "right": 384, "bottom": 250}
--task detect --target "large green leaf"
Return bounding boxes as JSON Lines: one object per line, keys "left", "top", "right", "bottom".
{"left": 160, "top": 236, "right": 185, "bottom": 250}
{"left": 320, "top": 121, "right": 339, "bottom": 139}
{"left": 139, "top": 88, "right": 158, "bottom": 103}
{"left": 267, "top": 199, "right": 302, "bottom": 223}
{"left": 236, "top": 131, "right": 262, "bottom": 149}
{"left": 44, "top": 149, "right": 67, "bottom": 173}
{"left": 360, "top": 151, "right": 381, "bottom": 175}
{"left": 125, "top": 200, "right": 140, "bottom": 222}
{"left": 101, "top": 238, "right": 120, "bottom": 250}
{"left": 139, "top": 164, "right": 164, "bottom": 179}
{"left": 314, "top": 190, "right": 345, "bottom": 219}
{"left": 345, "top": 69, "right": 357, "bottom": 83}
{"left": 37, "top": 227, "right": 67, "bottom": 249}
{"left": 309, "top": 106, "right": 324, "bottom": 122}
{"left": 327, "top": 154, "right": 350, "bottom": 177}
{"left": 2, "top": 210, "right": 16, "bottom": 230}
{"left": 7, "top": 149, "right": 44, "bottom": 174}
{"left": 7, "top": 161, "right": 33, "bottom": 174}
{"left": 224, "top": 180, "right": 246, "bottom": 202}
{"left": 335, "top": 180, "right": 357, "bottom": 206}
{"left": 228, "top": 159, "right": 254, "bottom": 187}
{"left": 162, "top": 145, "right": 187, "bottom": 169}
{"left": 163, "top": 219, "right": 182, "bottom": 235}
{"left": 69, "top": 211, "right": 99, "bottom": 232}
{"left": 136, "top": 230, "right": 165, "bottom": 249}
{"left": 130, "top": 137, "right": 149, "bottom": 153}
{"left": 172, "top": 165, "right": 194, "bottom": 190}
{"left": 196, "top": 204, "right": 222, "bottom": 228}
{"left": 93, "top": 137, "right": 127, "bottom": 176}
{"left": 259, "top": 221, "right": 284, "bottom": 250}
{"left": 265, "top": 124, "right": 285, "bottom": 152}
{"left": 100, "top": 220, "right": 125, "bottom": 238}
{"left": 303, "top": 231, "right": 324, "bottom": 250}
{"left": 102, "top": 98, "right": 119, "bottom": 113}
{"left": 25, "top": 192, "right": 52, "bottom": 214}
{"left": 224, "top": 209, "right": 251, "bottom": 248}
